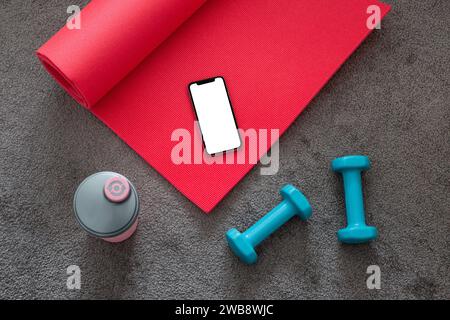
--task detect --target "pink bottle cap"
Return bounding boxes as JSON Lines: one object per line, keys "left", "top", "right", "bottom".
{"left": 103, "top": 175, "right": 131, "bottom": 203}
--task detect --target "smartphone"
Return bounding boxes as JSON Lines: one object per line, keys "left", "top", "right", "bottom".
{"left": 188, "top": 77, "right": 241, "bottom": 155}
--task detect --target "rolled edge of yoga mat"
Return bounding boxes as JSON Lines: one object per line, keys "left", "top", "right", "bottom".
{"left": 36, "top": 0, "right": 207, "bottom": 108}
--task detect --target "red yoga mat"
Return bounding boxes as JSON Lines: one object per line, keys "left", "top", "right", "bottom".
{"left": 37, "top": 0, "right": 390, "bottom": 212}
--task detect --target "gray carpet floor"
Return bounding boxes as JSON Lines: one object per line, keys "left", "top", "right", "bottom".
{"left": 0, "top": 0, "right": 449, "bottom": 299}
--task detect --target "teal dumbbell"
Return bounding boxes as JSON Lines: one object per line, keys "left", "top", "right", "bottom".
{"left": 226, "top": 185, "right": 312, "bottom": 264}
{"left": 331, "top": 155, "right": 377, "bottom": 244}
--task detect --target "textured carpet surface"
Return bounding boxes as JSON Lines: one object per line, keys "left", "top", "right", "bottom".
{"left": 0, "top": 0, "right": 448, "bottom": 299}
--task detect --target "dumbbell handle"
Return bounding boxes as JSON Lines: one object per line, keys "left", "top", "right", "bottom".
{"left": 342, "top": 170, "right": 366, "bottom": 226}
{"left": 243, "top": 201, "right": 296, "bottom": 247}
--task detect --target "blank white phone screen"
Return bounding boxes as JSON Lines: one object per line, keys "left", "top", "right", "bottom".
{"left": 189, "top": 77, "right": 241, "bottom": 155}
